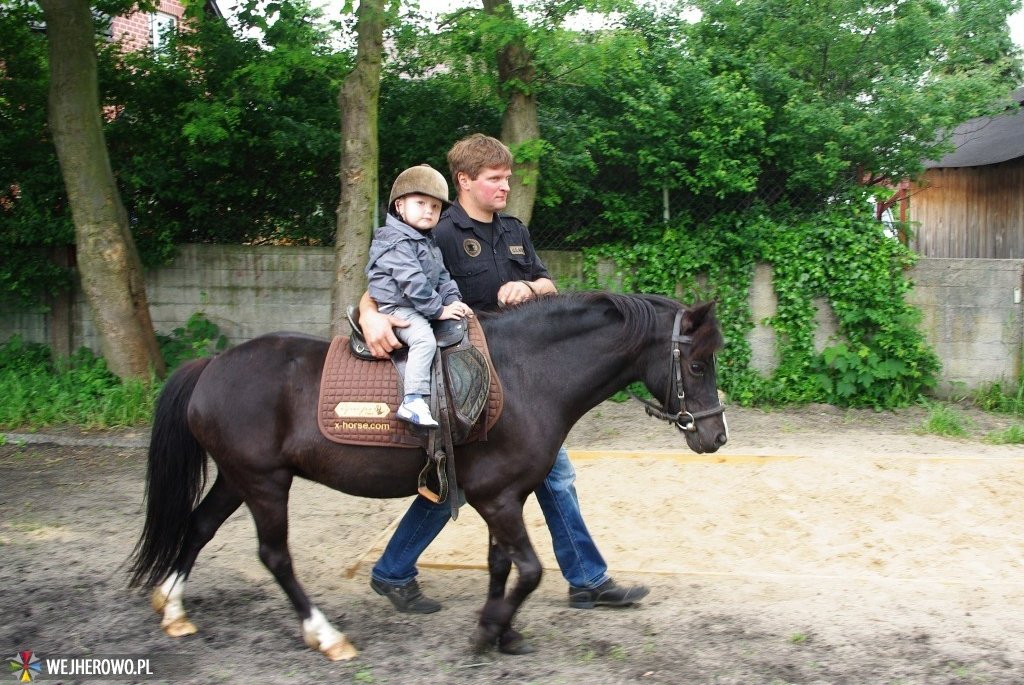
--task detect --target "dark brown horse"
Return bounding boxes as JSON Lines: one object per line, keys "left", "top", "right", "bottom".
{"left": 128, "top": 291, "right": 727, "bottom": 660}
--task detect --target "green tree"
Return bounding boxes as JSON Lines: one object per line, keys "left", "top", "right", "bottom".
{"left": 514, "top": 0, "right": 1022, "bottom": 246}
{"left": 331, "top": 0, "right": 385, "bottom": 333}
{"left": 398, "top": 0, "right": 636, "bottom": 225}
{"left": 0, "top": 0, "right": 75, "bottom": 303}
{"left": 103, "top": 0, "right": 347, "bottom": 252}
{"left": 37, "top": 0, "right": 165, "bottom": 380}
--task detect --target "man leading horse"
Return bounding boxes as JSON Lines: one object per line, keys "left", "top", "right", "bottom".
{"left": 357, "top": 133, "right": 651, "bottom": 615}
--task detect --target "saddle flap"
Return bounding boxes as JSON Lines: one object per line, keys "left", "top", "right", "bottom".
{"left": 442, "top": 344, "right": 490, "bottom": 441}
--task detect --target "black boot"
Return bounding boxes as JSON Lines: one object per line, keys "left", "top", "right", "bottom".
{"left": 370, "top": 578, "right": 442, "bottom": 614}
{"left": 568, "top": 578, "right": 650, "bottom": 609}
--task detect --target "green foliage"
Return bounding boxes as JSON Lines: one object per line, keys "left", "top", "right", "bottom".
{"left": 971, "top": 379, "right": 1024, "bottom": 417}
{"left": 0, "top": 336, "right": 156, "bottom": 429}
{"left": 582, "top": 194, "right": 941, "bottom": 409}
{"left": 102, "top": 0, "right": 349, "bottom": 251}
{"left": 686, "top": 0, "right": 1022, "bottom": 187}
{"left": 916, "top": 401, "right": 972, "bottom": 438}
{"left": 524, "top": 0, "right": 1022, "bottom": 247}
{"left": 0, "top": 1, "right": 75, "bottom": 305}
{"left": 378, "top": 71, "right": 500, "bottom": 188}
{"left": 985, "top": 424, "right": 1024, "bottom": 444}
{"left": 156, "top": 312, "right": 228, "bottom": 371}
{"left": 0, "top": 314, "right": 228, "bottom": 429}
{"left": 1, "top": 0, "right": 352, "bottom": 308}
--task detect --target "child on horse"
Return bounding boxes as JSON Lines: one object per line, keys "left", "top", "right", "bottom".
{"left": 365, "top": 165, "right": 472, "bottom": 427}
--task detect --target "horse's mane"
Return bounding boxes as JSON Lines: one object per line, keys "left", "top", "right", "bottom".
{"left": 482, "top": 291, "right": 722, "bottom": 357}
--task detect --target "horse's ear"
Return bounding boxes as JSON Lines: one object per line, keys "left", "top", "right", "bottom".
{"left": 680, "top": 299, "right": 717, "bottom": 335}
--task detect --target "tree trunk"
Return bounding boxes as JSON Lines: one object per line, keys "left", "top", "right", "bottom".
{"left": 331, "top": 0, "right": 385, "bottom": 335}
{"left": 38, "top": 0, "right": 165, "bottom": 380}
{"left": 483, "top": 0, "right": 540, "bottom": 226}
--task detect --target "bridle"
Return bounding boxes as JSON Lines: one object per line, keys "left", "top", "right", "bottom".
{"left": 628, "top": 309, "right": 726, "bottom": 433}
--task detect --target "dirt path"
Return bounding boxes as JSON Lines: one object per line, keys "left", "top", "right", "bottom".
{"left": 2, "top": 402, "right": 1023, "bottom": 684}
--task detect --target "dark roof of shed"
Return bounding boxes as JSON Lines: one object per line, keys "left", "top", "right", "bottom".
{"left": 925, "top": 88, "right": 1024, "bottom": 168}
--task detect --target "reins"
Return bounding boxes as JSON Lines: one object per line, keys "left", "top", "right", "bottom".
{"left": 628, "top": 309, "right": 726, "bottom": 433}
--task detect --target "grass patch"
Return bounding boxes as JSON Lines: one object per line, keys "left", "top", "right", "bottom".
{"left": 985, "top": 424, "right": 1024, "bottom": 445}
{"left": 0, "top": 337, "right": 159, "bottom": 429}
{"left": 0, "top": 314, "right": 227, "bottom": 431}
{"left": 972, "top": 379, "right": 1024, "bottom": 417}
{"left": 916, "top": 401, "right": 972, "bottom": 438}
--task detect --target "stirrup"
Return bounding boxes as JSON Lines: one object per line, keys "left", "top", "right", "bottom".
{"left": 416, "top": 449, "right": 448, "bottom": 503}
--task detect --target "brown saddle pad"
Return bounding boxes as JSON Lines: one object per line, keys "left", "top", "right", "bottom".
{"left": 317, "top": 316, "right": 502, "bottom": 447}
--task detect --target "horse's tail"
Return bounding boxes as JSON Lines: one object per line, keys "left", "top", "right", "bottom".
{"left": 128, "top": 357, "right": 213, "bottom": 589}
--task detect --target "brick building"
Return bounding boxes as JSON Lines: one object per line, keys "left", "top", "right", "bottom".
{"left": 109, "top": 0, "right": 223, "bottom": 51}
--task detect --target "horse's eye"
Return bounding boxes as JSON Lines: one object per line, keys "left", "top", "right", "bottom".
{"left": 689, "top": 362, "right": 705, "bottom": 375}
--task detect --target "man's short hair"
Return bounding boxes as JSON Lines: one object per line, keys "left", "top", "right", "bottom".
{"left": 447, "top": 134, "right": 514, "bottom": 184}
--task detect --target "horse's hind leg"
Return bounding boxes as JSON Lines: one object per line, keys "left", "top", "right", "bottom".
{"left": 245, "top": 474, "right": 357, "bottom": 661}
{"left": 152, "top": 474, "right": 242, "bottom": 637}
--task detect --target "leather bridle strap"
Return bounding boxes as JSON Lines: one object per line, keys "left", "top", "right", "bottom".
{"left": 628, "top": 309, "right": 726, "bottom": 433}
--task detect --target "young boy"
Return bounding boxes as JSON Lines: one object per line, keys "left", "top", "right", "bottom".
{"left": 365, "top": 164, "right": 471, "bottom": 428}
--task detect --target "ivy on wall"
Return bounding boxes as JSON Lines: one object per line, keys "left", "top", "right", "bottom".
{"left": 581, "top": 191, "right": 940, "bottom": 409}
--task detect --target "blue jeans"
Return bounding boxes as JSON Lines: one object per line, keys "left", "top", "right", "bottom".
{"left": 371, "top": 445, "right": 610, "bottom": 589}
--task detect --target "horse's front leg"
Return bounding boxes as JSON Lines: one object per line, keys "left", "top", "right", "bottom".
{"left": 487, "top": 533, "right": 513, "bottom": 600}
{"left": 475, "top": 500, "right": 542, "bottom": 655}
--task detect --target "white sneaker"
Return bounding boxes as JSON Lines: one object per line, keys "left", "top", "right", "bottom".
{"left": 397, "top": 398, "right": 439, "bottom": 428}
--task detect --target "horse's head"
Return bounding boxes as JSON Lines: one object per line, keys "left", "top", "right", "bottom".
{"left": 634, "top": 298, "right": 728, "bottom": 454}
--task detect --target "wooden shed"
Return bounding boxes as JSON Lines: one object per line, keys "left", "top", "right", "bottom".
{"left": 908, "top": 89, "right": 1024, "bottom": 258}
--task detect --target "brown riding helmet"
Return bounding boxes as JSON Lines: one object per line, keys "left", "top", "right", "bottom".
{"left": 388, "top": 164, "right": 451, "bottom": 210}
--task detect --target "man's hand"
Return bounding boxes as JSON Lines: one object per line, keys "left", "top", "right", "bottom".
{"left": 360, "top": 307, "right": 409, "bottom": 359}
{"left": 497, "top": 278, "right": 555, "bottom": 307}
{"left": 497, "top": 280, "right": 535, "bottom": 307}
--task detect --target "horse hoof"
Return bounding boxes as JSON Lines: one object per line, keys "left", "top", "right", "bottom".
{"left": 302, "top": 608, "right": 357, "bottom": 661}
{"left": 472, "top": 626, "right": 499, "bottom": 654}
{"left": 162, "top": 617, "right": 198, "bottom": 637}
{"left": 498, "top": 629, "right": 535, "bottom": 656}
{"left": 322, "top": 638, "right": 358, "bottom": 662}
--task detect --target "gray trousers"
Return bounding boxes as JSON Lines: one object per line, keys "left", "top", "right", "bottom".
{"left": 380, "top": 305, "right": 436, "bottom": 397}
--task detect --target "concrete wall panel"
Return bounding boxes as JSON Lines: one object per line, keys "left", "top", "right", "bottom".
{"left": 3, "top": 247, "right": 1020, "bottom": 393}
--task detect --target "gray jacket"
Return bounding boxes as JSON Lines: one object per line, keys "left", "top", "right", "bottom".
{"left": 366, "top": 214, "right": 461, "bottom": 319}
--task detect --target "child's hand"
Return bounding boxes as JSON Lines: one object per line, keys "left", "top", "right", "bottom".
{"left": 439, "top": 301, "right": 473, "bottom": 320}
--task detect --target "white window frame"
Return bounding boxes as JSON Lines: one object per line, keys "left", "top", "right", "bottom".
{"left": 150, "top": 11, "right": 178, "bottom": 49}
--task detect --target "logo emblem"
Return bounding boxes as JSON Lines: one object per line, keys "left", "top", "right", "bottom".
{"left": 463, "top": 239, "right": 482, "bottom": 257}
{"left": 9, "top": 652, "right": 41, "bottom": 682}
{"left": 334, "top": 402, "right": 391, "bottom": 418}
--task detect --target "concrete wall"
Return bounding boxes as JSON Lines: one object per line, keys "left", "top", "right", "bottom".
{"left": 2, "top": 246, "right": 1021, "bottom": 392}
{"left": 742, "top": 259, "right": 1024, "bottom": 393}
{"left": 127, "top": 244, "right": 336, "bottom": 347}
{"left": 905, "top": 259, "right": 1023, "bottom": 392}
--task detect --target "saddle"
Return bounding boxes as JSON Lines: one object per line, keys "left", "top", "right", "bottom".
{"left": 317, "top": 308, "right": 503, "bottom": 518}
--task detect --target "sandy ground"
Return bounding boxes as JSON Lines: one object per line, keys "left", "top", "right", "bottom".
{"left": 2, "top": 401, "right": 1024, "bottom": 684}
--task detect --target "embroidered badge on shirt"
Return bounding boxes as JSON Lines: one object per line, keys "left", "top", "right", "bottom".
{"left": 464, "top": 238, "right": 482, "bottom": 257}
{"left": 509, "top": 246, "right": 525, "bottom": 255}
